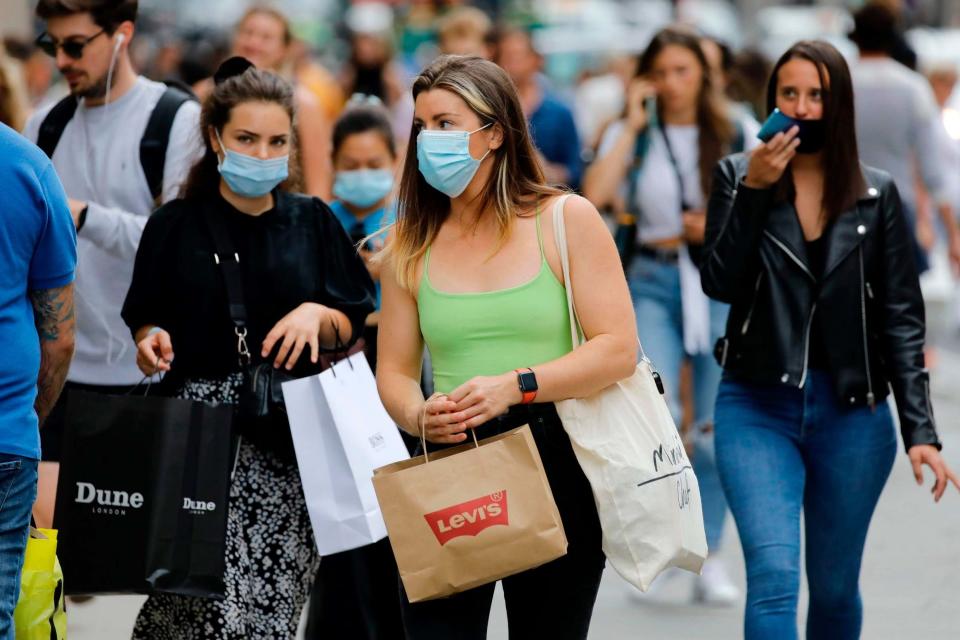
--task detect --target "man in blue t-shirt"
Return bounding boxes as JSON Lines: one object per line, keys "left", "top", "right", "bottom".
{"left": 495, "top": 28, "right": 584, "bottom": 190}
{"left": 0, "top": 123, "right": 77, "bottom": 635}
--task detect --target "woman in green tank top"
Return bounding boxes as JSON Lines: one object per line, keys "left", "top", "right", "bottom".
{"left": 376, "top": 55, "right": 637, "bottom": 639}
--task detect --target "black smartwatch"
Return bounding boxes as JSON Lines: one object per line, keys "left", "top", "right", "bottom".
{"left": 515, "top": 368, "right": 538, "bottom": 404}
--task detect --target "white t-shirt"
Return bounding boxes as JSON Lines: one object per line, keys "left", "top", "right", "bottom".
{"left": 24, "top": 77, "right": 203, "bottom": 385}
{"left": 598, "top": 114, "right": 760, "bottom": 244}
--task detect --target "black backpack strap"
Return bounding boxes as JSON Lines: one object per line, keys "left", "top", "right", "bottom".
{"left": 140, "top": 86, "right": 194, "bottom": 201}
{"left": 36, "top": 96, "right": 79, "bottom": 159}
{"left": 201, "top": 208, "right": 250, "bottom": 365}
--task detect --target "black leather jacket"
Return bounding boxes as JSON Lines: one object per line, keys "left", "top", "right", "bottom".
{"left": 701, "top": 153, "right": 940, "bottom": 451}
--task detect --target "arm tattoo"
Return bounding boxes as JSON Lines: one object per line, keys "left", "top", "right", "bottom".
{"left": 30, "top": 284, "right": 75, "bottom": 425}
{"left": 30, "top": 286, "right": 75, "bottom": 341}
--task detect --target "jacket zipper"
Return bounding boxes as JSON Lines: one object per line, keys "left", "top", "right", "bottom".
{"left": 859, "top": 246, "right": 876, "bottom": 410}
{"left": 761, "top": 231, "right": 815, "bottom": 387}
{"left": 741, "top": 273, "right": 764, "bottom": 335}
{"left": 798, "top": 302, "right": 816, "bottom": 388}
{"left": 763, "top": 230, "right": 815, "bottom": 280}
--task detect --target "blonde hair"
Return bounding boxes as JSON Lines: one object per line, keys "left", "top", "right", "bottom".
{"left": 381, "top": 55, "right": 562, "bottom": 291}
{"left": 437, "top": 8, "right": 492, "bottom": 50}
{"left": 0, "top": 48, "right": 28, "bottom": 132}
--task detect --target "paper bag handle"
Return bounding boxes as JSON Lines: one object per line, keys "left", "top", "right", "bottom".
{"left": 418, "top": 394, "right": 480, "bottom": 463}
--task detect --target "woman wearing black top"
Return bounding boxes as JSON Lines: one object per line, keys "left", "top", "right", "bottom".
{"left": 122, "top": 59, "right": 375, "bottom": 639}
{"left": 701, "top": 41, "right": 957, "bottom": 640}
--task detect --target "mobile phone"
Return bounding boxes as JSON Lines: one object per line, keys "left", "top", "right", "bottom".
{"left": 644, "top": 95, "right": 658, "bottom": 128}
{"left": 757, "top": 108, "right": 797, "bottom": 142}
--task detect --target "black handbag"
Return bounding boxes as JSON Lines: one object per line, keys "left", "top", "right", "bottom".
{"left": 201, "top": 208, "right": 297, "bottom": 460}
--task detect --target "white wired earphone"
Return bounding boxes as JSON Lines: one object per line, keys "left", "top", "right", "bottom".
{"left": 104, "top": 32, "right": 125, "bottom": 108}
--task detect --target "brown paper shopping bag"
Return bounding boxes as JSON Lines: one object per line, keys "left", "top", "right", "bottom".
{"left": 372, "top": 425, "right": 568, "bottom": 602}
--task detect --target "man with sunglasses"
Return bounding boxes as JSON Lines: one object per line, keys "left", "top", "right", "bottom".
{"left": 21, "top": 0, "right": 202, "bottom": 526}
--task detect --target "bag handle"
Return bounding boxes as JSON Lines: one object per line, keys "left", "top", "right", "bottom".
{"left": 418, "top": 394, "right": 479, "bottom": 463}
{"left": 551, "top": 194, "right": 651, "bottom": 363}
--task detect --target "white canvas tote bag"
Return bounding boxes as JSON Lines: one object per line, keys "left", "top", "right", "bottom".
{"left": 551, "top": 194, "right": 708, "bottom": 591}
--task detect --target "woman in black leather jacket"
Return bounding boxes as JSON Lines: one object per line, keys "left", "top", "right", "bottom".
{"left": 701, "top": 41, "right": 957, "bottom": 640}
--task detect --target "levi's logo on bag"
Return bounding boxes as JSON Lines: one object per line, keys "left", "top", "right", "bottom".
{"left": 424, "top": 491, "right": 509, "bottom": 545}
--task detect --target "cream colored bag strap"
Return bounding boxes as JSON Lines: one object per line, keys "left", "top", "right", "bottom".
{"left": 551, "top": 194, "right": 651, "bottom": 362}
{"left": 551, "top": 194, "right": 582, "bottom": 349}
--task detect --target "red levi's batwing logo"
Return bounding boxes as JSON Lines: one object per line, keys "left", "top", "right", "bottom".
{"left": 425, "top": 491, "right": 509, "bottom": 546}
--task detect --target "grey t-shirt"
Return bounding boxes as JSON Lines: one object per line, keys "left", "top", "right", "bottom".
{"left": 23, "top": 77, "right": 203, "bottom": 385}
{"left": 853, "top": 57, "right": 946, "bottom": 211}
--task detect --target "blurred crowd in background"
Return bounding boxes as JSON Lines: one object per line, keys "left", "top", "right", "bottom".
{"left": 3, "top": 0, "right": 960, "bottom": 196}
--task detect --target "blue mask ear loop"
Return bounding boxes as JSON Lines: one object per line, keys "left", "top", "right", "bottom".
{"left": 214, "top": 129, "right": 227, "bottom": 168}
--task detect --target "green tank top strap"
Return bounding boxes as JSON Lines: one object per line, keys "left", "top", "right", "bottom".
{"left": 535, "top": 203, "right": 546, "bottom": 261}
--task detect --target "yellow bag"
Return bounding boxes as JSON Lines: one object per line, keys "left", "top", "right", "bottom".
{"left": 14, "top": 527, "right": 66, "bottom": 640}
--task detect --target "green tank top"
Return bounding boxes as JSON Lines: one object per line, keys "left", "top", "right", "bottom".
{"left": 418, "top": 212, "right": 573, "bottom": 394}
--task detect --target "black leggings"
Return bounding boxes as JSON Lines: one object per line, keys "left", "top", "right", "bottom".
{"left": 399, "top": 403, "right": 605, "bottom": 640}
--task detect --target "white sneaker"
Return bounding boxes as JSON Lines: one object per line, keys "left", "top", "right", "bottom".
{"left": 692, "top": 558, "right": 741, "bottom": 606}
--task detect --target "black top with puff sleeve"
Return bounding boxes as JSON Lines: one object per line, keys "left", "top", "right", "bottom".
{"left": 122, "top": 190, "right": 376, "bottom": 386}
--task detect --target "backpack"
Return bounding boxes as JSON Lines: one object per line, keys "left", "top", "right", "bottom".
{"left": 36, "top": 83, "right": 196, "bottom": 202}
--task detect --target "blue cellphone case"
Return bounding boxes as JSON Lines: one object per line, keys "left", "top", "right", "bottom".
{"left": 757, "top": 109, "right": 796, "bottom": 142}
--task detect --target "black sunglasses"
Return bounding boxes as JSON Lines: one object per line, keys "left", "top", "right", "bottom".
{"left": 35, "top": 29, "right": 106, "bottom": 60}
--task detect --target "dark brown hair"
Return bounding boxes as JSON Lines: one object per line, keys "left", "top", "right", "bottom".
{"left": 332, "top": 103, "right": 396, "bottom": 159}
{"left": 180, "top": 66, "right": 301, "bottom": 200}
{"left": 36, "top": 0, "right": 138, "bottom": 32}
{"left": 638, "top": 27, "right": 736, "bottom": 199}
{"left": 850, "top": 3, "right": 898, "bottom": 54}
{"left": 384, "top": 54, "right": 563, "bottom": 290}
{"left": 766, "top": 41, "right": 865, "bottom": 223}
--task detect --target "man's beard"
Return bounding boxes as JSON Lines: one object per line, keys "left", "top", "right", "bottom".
{"left": 74, "top": 73, "right": 109, "bottom": 100}
{"left": 70, "top": 61, "right": 121, "bottom": 100}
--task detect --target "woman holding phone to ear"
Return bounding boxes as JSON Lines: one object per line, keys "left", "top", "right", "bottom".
{"left": 584, "top": 26, "right": 759, "bottom": 605}
{"left": 702, "top": 41, "right": 958, "bottom": 640}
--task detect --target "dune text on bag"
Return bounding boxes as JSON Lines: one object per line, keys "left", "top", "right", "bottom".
{"left": 75, "top": 481, "right": 144, "bottom": 515}
{"left": 182, "top": 498, "right": 217, "bottom": 514}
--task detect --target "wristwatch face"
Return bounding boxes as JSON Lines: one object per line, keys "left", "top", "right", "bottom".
{"left": 518, "top": 370, "right": 538, "bottom": 392}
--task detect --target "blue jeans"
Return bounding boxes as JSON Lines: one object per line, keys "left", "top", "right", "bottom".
{"left": 628, "top": 254, "right": 730, "bottom": 551}
{"left": 0, "top": 453, "right": 38, "bottom": 640}
{"left": 715, "top": 371, "right": 897, "bottom": 640}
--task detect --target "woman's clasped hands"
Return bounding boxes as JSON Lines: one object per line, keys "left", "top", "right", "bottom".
{"left": 418, "top": 373, "right": 523, "bottom": 444}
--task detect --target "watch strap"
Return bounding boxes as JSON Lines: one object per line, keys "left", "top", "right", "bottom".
{"left": 515, "top": 368, "right": 537, "bottom": 404}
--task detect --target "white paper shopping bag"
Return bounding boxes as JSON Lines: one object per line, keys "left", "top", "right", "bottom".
{"left": 282, "top": 353, "right": 409, "bottom": 555}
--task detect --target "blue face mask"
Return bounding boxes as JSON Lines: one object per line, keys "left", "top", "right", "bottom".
{"left": 216, "top": 130, "right": 289, "bottom": 198}
{"left": 333, "top": 168, "right": 395, "bottom": 208}
{"left": 416, "top": 123, "right": 492, "bottom": 198}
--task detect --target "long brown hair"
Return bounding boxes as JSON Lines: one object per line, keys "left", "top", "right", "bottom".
{"left": 766, "top": 41, "right": 865, "bottom": 223}
{"left": 384, "top": 54, "right": 563, "bottom": 291}
{"left": 638, "top": 27, "right": 736, "bottom": 199}
{"left": 180, "top": 65, "right": 301, "bottom": 200}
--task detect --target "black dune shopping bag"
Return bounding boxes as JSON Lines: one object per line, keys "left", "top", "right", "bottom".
{"left": 54, "top": 389, "right": 234, "bottom": 598}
